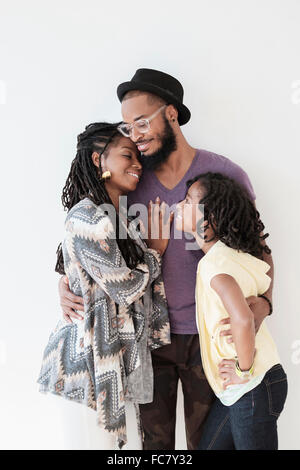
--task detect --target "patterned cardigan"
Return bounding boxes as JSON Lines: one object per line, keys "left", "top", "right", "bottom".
{"left": 37, "top": 198, "right": 171, "bottom": 448}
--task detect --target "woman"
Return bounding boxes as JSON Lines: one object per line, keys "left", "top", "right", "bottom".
{"left": 37, "top": 122, "right": 172, "bottom": 449}
{"left": 175, "top": 172, "right": 287, "bottom": 450}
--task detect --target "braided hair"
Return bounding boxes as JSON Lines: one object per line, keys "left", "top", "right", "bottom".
{"left": 186, "top": 172, "right": 271, "bottom": 259}
{"left": 55, "top": 122, "right": 144, "bottom": 274}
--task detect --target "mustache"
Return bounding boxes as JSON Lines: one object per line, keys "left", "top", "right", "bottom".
{"left": 139, "top": 119, "right": 177, "bottom": 170}
{"left": 136, "top": 139, "right": 152, "bottom": 146}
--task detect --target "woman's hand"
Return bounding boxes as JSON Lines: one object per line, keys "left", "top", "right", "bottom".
{"left": 59, "top": 275, "right": 84, "bottom": 323}
{"left": 218, "top": 359, "right": 250, "bottom": 390}
{"left": 144, "top": 197, "right": 174, "bottom": 256}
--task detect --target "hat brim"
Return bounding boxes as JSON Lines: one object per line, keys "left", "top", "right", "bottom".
{"left": 117, "top": 81, "right": 191, "bottom": 126}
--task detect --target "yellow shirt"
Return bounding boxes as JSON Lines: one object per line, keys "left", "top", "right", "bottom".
{"left": 195, "top": 239, "right": 280, "bottom": 396}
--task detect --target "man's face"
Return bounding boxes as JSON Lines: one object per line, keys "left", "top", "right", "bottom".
{"left": 121, "top": 93, "right": 177, "bottom": 170}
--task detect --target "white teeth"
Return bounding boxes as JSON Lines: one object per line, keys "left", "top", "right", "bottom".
{"left": 127, "top": 172, "right": 139, "bottom": 179}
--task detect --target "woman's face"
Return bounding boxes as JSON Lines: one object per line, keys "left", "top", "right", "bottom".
{"left": 94, "top": 136, "right": 142, "bottom": 193}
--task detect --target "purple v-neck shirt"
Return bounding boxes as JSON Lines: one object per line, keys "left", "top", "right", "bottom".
{"left": 127, "top": 149, "right": 256, "bottom": 334}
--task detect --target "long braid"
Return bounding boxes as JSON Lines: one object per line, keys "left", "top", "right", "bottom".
{"left": 55, "top": 122, "right": 144, "bottom": 274}
{"left": 186, "top": 172, "right": 271, "bottom": 259}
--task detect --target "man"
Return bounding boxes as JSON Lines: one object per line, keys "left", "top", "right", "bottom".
{"left": 59, "top": 69, "right": 274, "bottom": 450}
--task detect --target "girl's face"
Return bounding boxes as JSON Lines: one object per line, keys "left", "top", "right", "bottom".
{"left": 175, "top": 181, "right": 214, "bottom": 242}
{"left": 93, "top": 136, "right": 142, "bottom": 194}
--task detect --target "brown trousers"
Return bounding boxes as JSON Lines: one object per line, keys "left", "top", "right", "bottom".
{"left": 139, "top": 334, "right": 215, "bottom": 450}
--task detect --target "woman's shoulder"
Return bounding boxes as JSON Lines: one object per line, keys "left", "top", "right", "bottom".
{"left": 65, "top": 198, "right": 115, "bottom": 236}
{"left": 66, "top": 198, "right": 110, "bottom": 221}
{"left": 66, "top": 197, "right": 98, "bottom": 218}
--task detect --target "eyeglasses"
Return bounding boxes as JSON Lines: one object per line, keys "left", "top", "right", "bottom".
{"left": 117, "top": 105, "right": 167, "bottom": 138}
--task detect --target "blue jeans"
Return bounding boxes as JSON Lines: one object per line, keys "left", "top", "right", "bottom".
{"left": 198, "top": 364, "right": 288, "bottom": 450}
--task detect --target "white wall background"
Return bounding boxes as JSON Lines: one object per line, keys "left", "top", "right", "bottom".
{"left": 0, "top": 0, "right": 299, "bottom": 450}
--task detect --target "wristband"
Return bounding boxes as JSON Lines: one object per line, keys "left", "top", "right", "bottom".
{"left": 258, "top": 294, "right": 273, "bottom": 316}
{"left": 235, "top": 360, "right": 254, "bottom": 379}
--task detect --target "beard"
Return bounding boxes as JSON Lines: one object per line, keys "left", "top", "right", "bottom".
{"left": 140, "top": 117, "right": 177, "bottom": 171}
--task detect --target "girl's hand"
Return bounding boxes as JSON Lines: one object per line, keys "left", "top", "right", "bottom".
{"left": 145, "top": 197, "right": 174, "bottom": 256}
{"left": 218, "top": 359, "right": 250, "bottom": 390}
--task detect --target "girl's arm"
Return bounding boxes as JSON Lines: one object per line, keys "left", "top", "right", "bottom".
{"left": 211, "top": 273, "right": 255, "bottom": 371}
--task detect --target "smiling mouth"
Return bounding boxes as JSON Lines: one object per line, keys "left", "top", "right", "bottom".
{"left": 127, "top": 172, "right": 140, "bottom": 180}
{"left": 137, "top": 140, "right": 152, "bottom": 152}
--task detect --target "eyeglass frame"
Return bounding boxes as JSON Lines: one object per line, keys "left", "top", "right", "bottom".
{"left": 117, "top": 104, "right": 168, "bottom": 137}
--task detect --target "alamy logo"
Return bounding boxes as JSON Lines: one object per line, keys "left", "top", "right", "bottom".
{"left": 95, "top": 197, "right": 206, "bottom": 251}
{"left": 291, "top": 80, "right": 300, "bottom": 105}
{"left": 291, "top": 339, "right": 300, "bottom": 365}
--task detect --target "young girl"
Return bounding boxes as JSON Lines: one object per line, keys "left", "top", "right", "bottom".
{"left": 175, "top": 172, "right": 288, "bottom": 450}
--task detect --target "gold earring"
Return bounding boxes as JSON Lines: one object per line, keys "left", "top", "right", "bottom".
{"left": 101, "top": 170, "right": 111, "bottom": 180}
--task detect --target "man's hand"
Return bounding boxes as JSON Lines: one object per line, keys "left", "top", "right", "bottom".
{"left": 220, "top": 295, "right": 270, "bottom": 343}
{"left": 59, "top": 276, "right": 84, "bottom": 324}
{"left": 246, "top": 295, "right": 270, "bottom": 331}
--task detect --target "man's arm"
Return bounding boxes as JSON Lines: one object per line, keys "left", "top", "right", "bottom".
{"left": 245, "top": 199, "right": 274, "bottom": 329}
{"left": 259, "top": 232, "right": 274, "bottom": 304}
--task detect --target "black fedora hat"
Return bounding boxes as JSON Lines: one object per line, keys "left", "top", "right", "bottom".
{"left": 117, "top": 68, "right": 191, "bottom": 126}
